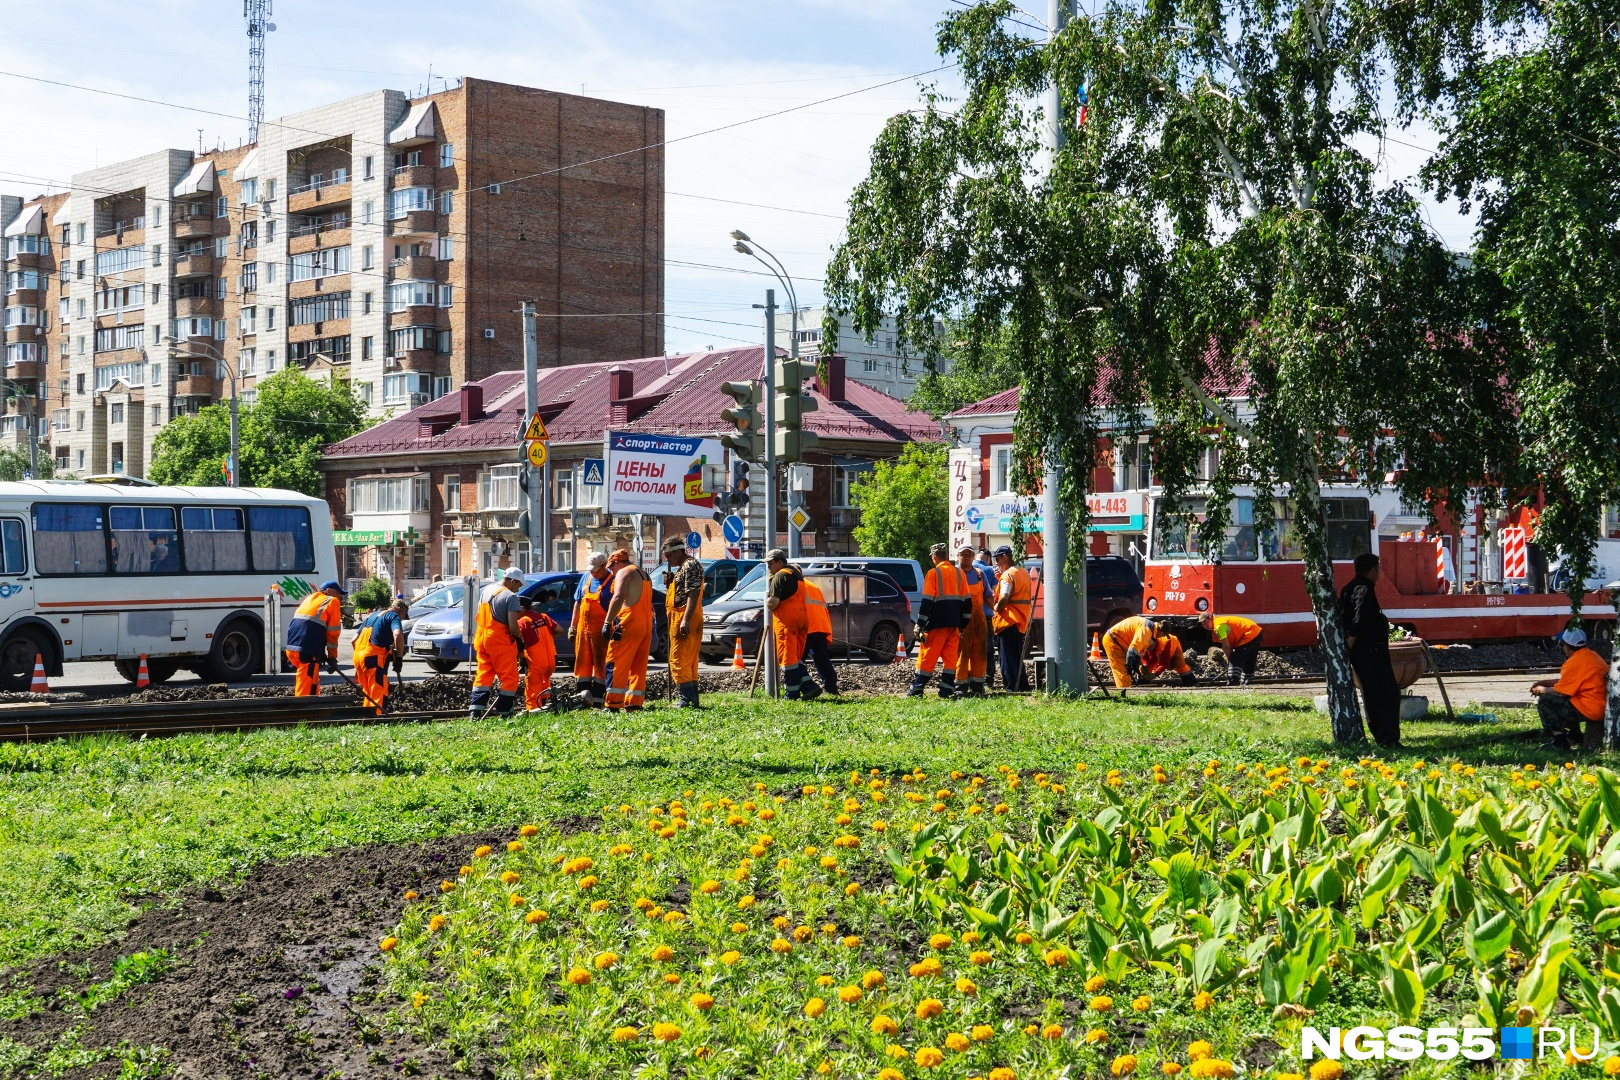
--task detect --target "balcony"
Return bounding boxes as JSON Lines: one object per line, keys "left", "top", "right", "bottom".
{"left": 288, "top": 277, "right": 350, "bottom": 300}
{"left": 174, "top": 294, "right": 216, "bottom": 318}
{"left": 392, "top": 253, "right": 438, "bottom": 280}
{"left": 287, "top": 226, "right": 350, "bottom": 257}
{"left": 391, "top": 163, "right": 437, "bottom": 189}
{"left": 388, "top": 349, "right": 439, "bottom": 373}
{"left": 390, "top": 210, "right": 438, "bottom": 237}
{"left": 288, "top": 320, "right": 350, "bottom": 345}
{"left": 5, "top": 249, "right": 42, "bottom": 271}
{"left": 173, "top": 251, "right": 214, "bottom": 277}
{"left": 95, "top": 225, "right": 145, "bottom": 251}
{"left": 389, "top": 304, "right": 439, "bottom": 327}
{"left": 4, "top": 360, "right": 41, "bottom": 381}
{"left": 5, "top": 288, "right": 40, "bottom": 309}
{"left": 288, "top": 178, "right": 351, "bottom": 215}
{"left": 173, "top": 372, "right": 222, "bottom": 398}
{"left": 172, "top": 216, "right": 216, "bottom": 241}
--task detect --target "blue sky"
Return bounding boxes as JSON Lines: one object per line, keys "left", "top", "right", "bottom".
{"left": 0, "top": 0, "right": 1468, "bottom": 356}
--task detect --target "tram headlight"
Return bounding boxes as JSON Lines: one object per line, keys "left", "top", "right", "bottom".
{"left": 1195, "top": 597, "right": 1209, "bottom": 612}
{"left": 1146, "top": 597, "right": 1157, "bottom": 611}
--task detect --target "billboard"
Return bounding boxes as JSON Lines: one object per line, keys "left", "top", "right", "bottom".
{"left": 604, "top": 431, "right": 723, "bottom": 516}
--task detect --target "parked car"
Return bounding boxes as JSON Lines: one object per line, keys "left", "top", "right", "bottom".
{"left": 650, "top": 558, "right": 760, "bottom": 654}
{"left": 796, "top": 556, "right": 925, "bottom": 611}
{"left": 403, "top": 580, "right": 465, "bottom": 635}
{"left": 699, "top": 564, "right": 913, "bottom": 664}
{"left": 1022, "top": 555, "right": 1145, "bottom": 653}
{"left": 407, "top": 573, "right": 580, "bottom": 673}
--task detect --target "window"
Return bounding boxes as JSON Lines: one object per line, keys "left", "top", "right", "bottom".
{"left": 349, "top": 475, "right": 430, "bottom": 514}
{"left": 172, "top": 317, "right": 211, "bottom": 340}
{"left": 76, "top": 336, "right": 85, "bottom": 356}
{"left": 149, "top": 363, "right": 162, "bottom": 384}
{"left": 362, "top": 201, "right": 374, "bottom": 226}
{"left": 180, "top": 506, "right": 248, "bottom": 571}
{"left": 362, "top": 292, "right": 373, "bottom": 314}
{"left": 389, "top": 187, "right": 434, "bottom": 219}
{"left": 389, "top": 325, "right": 434, "bottom": 354}
{"left": 241, "top": 262, "right": 258, "bottom": 293}
{"left": 288, "top": 336, "right": 350, "bottom": 365}
{"left": 239, "top": 307, "right": 256, "bottom": 335}
{"left": 75, "top": 259, "right": 85, "bottom": 279}
{"left": 94, "top": 325, "right": 145, "bottom": 352}
{"left": 216, "top": 196, "right": 228, "bottom": 217}
{"left": 94, "top": 362, "right": 145, "bottom": 390}
{"left": 433, "top": 376, "right": 451, "bottom": 398}
{"left": 266, "top": 307, "right": 276, "bottom": 331}
{"left": 76, "top": 224, "right": 85, "bottom": 244}
{"left": 152, "top": 404, "right": 162, "bottom": 426}
{"left": 290, "top": 246, "right": 350, "bottom": 280}
{"left": 443, "top": 541, "right": 461, "bottom": 578}
{"left": 34, "top": 504, "right": 107, "bottom": 575}
{"left": 438, "top": 191, "right": 453, "bottom": 216}
{"left": 76, "top": 451, "right": 85, "bottom": 470}
{"left": 211, "top": 237, "right": 226, "bottom": 258}
{"left": 5, "top": 270, "right": 41, "bottom": 293}
{"left": 382, "top": 371, "right": 433, "bottom": 404}
{"left": 3, "top": 235, "right": 44, "bottom": 258}
{"left": 355, "top": 381, "right": 372, "bottom": 405}
{"left": 438, "top": 143, "right": 454, "bottom": 168}
{"left": 240, "top": 349, "right": 255, "bottom": 375}
{"left": 444, "top": 474, "right": 461, "bottom": 510}
{"left": 1116, "top": 438, "right": 1152, "bottom": 491}
{"left": 387, "top": 280, "right": 435, "bottom": 311}
{"left": 109, "top": 506, "right": 178, "bottom": 573}
{"left": 240, "top": 178, "right": 258, "bottom": 204}
{"left": 110, "top": 403, "right": 124, "bottom": 424}
{"left": 361, "top": 336, "right": 374, "bottom": 360}
{"left": 76, "top": 299, "right": 86, "bottom": 319}
{"left": 361, "top": 244, "right": 374, "bottom": 269}
{"left": 265, "top": 349, "right": 276, "bottom": 371}
{"left": 51, "top": 409, "right": 69, "bottom": 431}
{"left": 4, "top": 343, "right": 38, "bottom": 365}
{"left": 832, "top": 466, "right": 867, "bottom": 508}
{"left": 363, "top": 155, "right": 375, "bottom": 180}
{"left": 94, "top": 284, "right": 145, "bottom": 314}
{"left": 435, "top": 330, "right": 452, "bottom": 354}
{"left": 991, "top": 445, "right": 1014, "bottom": 495}
{"left": 438, "top": 236, "right": 454, "bottom": 261}
{"left": 216, "top": 277, "right": 227, "bottom": 300}
{"left": 265, "top": 261, "right": 275, "bottom": 283}
{"left": 289, "top": 292, "right": 350, "bottom": 325}
{"left": 477, "top": 466, "right": 522, "bottom": 510}
{"left": 93, "top": 247, "right": 143, "bottom": 276}
{"left": 265, "top": 219, "right": 275, "bottom": 242}
{"left": 438, "top": 284, "right": 453, "bottom": 308}
{"left": 76, "top": 374, "right": 85, "bottom": 394}
{"left": 248, "top": 506, "right": 314, "bottom": 572}
{"left": 394, "top": 150, "right": 422, "bottom": 169}
{"left": 553, "top": 469, "right": 574, "bottom": 510}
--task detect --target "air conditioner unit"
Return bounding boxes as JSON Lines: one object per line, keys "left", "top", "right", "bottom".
{"left": 383, "top": 355, "right": 398, "bottom": 370}
{"left": 407, "top": 392, "right": 430, "bottom": 407}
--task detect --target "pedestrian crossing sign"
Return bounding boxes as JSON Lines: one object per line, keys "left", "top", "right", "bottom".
{"left": 524, "top": 413, "right": 549, "bottom": 441}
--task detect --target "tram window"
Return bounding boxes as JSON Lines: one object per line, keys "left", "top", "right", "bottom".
{"left": 33, "top": 503, "right": 107, "bottom": 575}
{"left": 182, "top": 506, "right": 249, "bottom": 572}
{"left": 109, "top": 506, "right": 179, "bottom": 574}
{"left": 1151, "top": 497, "right": 1261, "bottom": 561}
{"left": 248, "top": 506, "right": 314, "bottom": 572}
{"left": 0, "top": 520, "right": 24, "bottom": 575}
{"left": 1324, "top": 498, "right": 1371, "bottom": 559}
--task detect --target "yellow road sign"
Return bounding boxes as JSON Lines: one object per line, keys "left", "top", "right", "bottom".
{"left": 527, "top": 440, "right": 549, "bottom": 467}
{"left": 524, "top": 413, "right": 550, "bottom": 441}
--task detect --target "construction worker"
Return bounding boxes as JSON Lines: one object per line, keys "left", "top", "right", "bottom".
{"left": 518, "top": 597, "right": 560, "bottom": 711}
{"left": 909, "top": 543, "right": 968, "bottom": 698}
{"left": 803, "top": 574, "right": 838, "bottom": 695}
{"left": 471, "top": 568, "right": 526, "bottom": 718}
{"left": 1198, "top": 613, "right": 1263, "bottom": 685}
{"left": 955, "top": 544, "right": 991, "bottom": 698}
{"left": 284, "top": 580, "right": 344, "bottom": 696}
{"left": 1103, "top": 615, "right": 1195, "bottom": 688}
{"left": 975, "top": 546, "right": 999, "bottom": 687}
{"left": 352, "top": 598, "right": 407, "bottom": 715}
{"left": 991, "top": 546, "right": 1032, "bottom": 691}
{"left": 601, "top": 548, "right": 654, "bottom": 711}
{"left": 570, "top": 553, "right": 610, "bottom": 707}
{"left": 662, "top": 537, "right": 705, "bottom": 708}
{"left": 1139, "top": 631, "right": 1195, "bottom": 683}
{"left": 765, "top": 548, "right": 821, "bottom": 701}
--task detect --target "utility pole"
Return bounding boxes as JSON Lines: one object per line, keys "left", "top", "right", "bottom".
{"left": 521, "top": 302, "right": 542, "bottom": 570}
{"left": 1042, "top": 0, "right": 1087, "bottom": 694}
{"left": 762, "top": 289, "right": 779, "bottom": 698}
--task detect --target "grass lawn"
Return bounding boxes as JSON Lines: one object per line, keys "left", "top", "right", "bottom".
{"left": 0, "top": 692, "right": 1612, "bottom": 1078}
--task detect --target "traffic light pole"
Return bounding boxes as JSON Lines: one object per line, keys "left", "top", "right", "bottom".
{"left": 522, "top": 301, "right": 543, "bottom": 571}
{"left": 786, "top": 304, "right": 802, "bottom": 559}
{"left": 762, "top": 289, "right": 779, "bottom": 698}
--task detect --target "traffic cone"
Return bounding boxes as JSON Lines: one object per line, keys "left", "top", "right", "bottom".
{"left": 732, "top": 636, "right": 747, "bottom": 671}
{"left": 29, "top": 653, "right": 49, "bottom": 694}
{"left": 893, "top": 635, "right": 908, "bottom": 664}
{"left": 136, "top": 653, "right": 150, "bottom": 689}
{"left": 1089, "top": 633, "right": 1103, "bottom": 661}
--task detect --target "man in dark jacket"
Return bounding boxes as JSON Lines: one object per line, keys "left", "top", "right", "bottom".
{"left": 1339, "top": 552, "right": 1401, "bottom": 746}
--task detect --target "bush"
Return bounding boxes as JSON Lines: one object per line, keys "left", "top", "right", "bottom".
{"left": 350, "top": 576, "right": 393, "bottom": 612}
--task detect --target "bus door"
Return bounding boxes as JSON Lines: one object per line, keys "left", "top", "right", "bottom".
{"left": 0, "top": 518, "right": 31, "bottom": 634}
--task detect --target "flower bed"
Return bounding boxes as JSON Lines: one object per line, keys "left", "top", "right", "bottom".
{"left": 381, "top": 758, "right": 1619, "bottom": 1078}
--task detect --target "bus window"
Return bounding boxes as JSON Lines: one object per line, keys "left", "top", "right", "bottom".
{"left": 34, "top": 503, "right": 107, "bottom": 575}
{"left": 0, "top": 520, "right": 24, "bottom": 575}
{"left": 182, "top": 507, "right": 248, "bottom": 572}
{"left": 109, "top": 506, "right": 178, "bottom": 574}
{"left": 249, "top": 506, "right": 314, "bottom": 572}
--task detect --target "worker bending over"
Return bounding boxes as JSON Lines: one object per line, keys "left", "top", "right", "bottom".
{"left": 517, "top": 597, "right": 559, "bottom": 712}
{"left": 471, "top": 568, "right": 526, "bottom": 718}
{"left": 1199, "top": 613, "right": 1263, "bottom": 685}
{"left": 991, "top": 546, "right": 1032, "bottom": 691}
{"left": 601, "top": 548, "right": 654, "bottom": 711}
{"left": 803, "top": 575, "right": 838, "bottom": 695}
{"left": 1102, "top": 615, "right": 1194, "bottom": 688}
{"left": 353, "top": 598, "right": 408, "bottom": 714}
{"left": 570, "top": 553, "right": 610, "bottom": 707}
{"left": 1530, "top": 625, "right": 1609, "bottom": 751}
{"left": 285, "top": 580, "right": 344, "bottom": 696}
{"left": 662, "top": 537, "right": 705, "bottom": 708}
{"left": 909, "top": 543, "right": 968, "bottom": 698}
{"left": 766, "top": 548, "right": 821, "bottom": 701}
{"left": 955, "top": 544, "right": 991, "bottom": 698}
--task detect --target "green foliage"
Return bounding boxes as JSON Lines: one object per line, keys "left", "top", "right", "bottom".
{"left": 0, "top": 450, "right": 52, "bottom": 482}
{"left": 149, "top": 368, "right": 371, "bottom": 497}
{"left": 906, "top": 323, "right": 1024, "bottom": 421}
{"left": 70, "top": 951, "right": 172, "bottom": 1012}
{"left": 351, "top": 576, "right": 393, "bottom": 612}
{"left": 851, "top": 442, "right": 949, "bottom": 562}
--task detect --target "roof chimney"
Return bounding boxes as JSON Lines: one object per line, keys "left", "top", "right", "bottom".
{"left": 609, "top": 366, "right": 634, "bottom": 425}
{"left": 459, "top": 383, "right": 483, "bottom": 425}
{"left": 824, "top": 354, "right": 847, "bottom": 403}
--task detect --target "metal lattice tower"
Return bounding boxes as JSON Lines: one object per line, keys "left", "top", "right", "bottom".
{"left": 245, "top": 0, "right": 273, "bottom": 142}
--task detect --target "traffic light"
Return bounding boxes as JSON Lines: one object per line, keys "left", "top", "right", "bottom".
{"left": 720, "top": 380, "right": 764, "bottom": 461}
{"left": 773, "top": 358, "right": 819, "bottom": 462}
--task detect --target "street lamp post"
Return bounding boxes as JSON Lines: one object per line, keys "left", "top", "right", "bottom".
{"left": 730, "top": 231, "right": 808, "bottom": 558}
{"left": 164, "top": 335, "right": 239, "bottom": 486}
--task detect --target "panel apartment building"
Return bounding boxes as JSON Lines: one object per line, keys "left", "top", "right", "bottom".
{"left": 0, "top": 77, "right": 663, "bottom": 478}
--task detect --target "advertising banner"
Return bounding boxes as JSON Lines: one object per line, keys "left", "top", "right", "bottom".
{"left": 604, "top": 431, "right": 723, "bottom": 516}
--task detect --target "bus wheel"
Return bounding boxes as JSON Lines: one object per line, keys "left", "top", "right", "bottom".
{"left": 114, "top": 658, "right": 181, "bottom": 684}
{"left": 205, "top": 618, "right": 263, "bottom": 683}
{"left": 0, "top": 630, "right": 50, "bottom": 692}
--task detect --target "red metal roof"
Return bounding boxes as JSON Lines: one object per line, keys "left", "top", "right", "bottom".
{"left": 324, "top": 348, "right": 940, "bottom": 460}
{"left": 948, "top": 387, "right": 1022, "bottom": 419}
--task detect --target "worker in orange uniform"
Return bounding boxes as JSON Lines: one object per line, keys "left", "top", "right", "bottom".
{"left": 1103, "top": 615, "right": 1195, "bottom": 688}
{"left": 991, "top": 545, "right": 1032, "bottom": 692}
{"left": 1198, "top": 613, "right": 1263, "bottom": 685}
{"left": 352, "top": 598, "right": 408, "bottom": 714}
{"left": 470, "top": 568, "right": 526, "bottom": 718}
{"left": 765, "top": 548, "right": 820, "bottom": 701}
{"left": 1139, "top": 632, "right": 1194, "bottom": 683}
{"left": 908, "top": 543, "right": 968, "bottom": 698}
{"left": 569, "top": 553, "right": 610, "bottom": 707}
{"left": 661, "top": 537, "right": 705, "bottom": 708}
{"left": 802, "top": 574, "right": 838, "bottom": 696}
{"left": 601, "top": 548, "right": 654, "bottom": 711}
{"left": 954, "top": 544, "right": 992, "bottom": 698}
{"left": 517, "top": 596, "right": 560, "bottom": 711}
{"left": 284, "top": 580, "right": 345, "bottom": 696}
{"left": 1530, "top": 625, "right": 1610, "bottom": 751}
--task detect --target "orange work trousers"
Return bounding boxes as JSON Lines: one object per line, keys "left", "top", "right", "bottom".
{"left": 958, "top": 609, "right": 988, "bottom": 683}
{"left": 604, "top": 617, "right": 651, "bottom": 710}
{"left": 524, "top": 637, "right": 556, "bottom": 711}
{"left": 473, "top": 632, "right": 521, "bottom": 694}
{"left": 1101, "top": 633, "right": 1136, "bottom": 688}
{"left": 915, "top": 627, "right": 960, "bottom": 676}
{"left": 285, "top": 650, "right": 322, "bottom": 696}
{"left": 573, "top": 617, "right": 607, "bottom": 703}
{"left": 353, "top": 644, "right": 390, "bottom": 715}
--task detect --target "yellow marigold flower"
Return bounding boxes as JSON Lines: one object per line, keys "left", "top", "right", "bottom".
{"left": 500, "top": 870, "right": 521, "bottom": 885}
{"left": 473, "top": 845, "right": 492, "bottom": 857}
{"left": 566, "top": 967, "right": 591, "bottom": 985}
{"left": 972, "top": 1024, "right": 994, "bottom": 1041}
{"left": 1277, "top": 1074, "right": 1304, "bottom": 1080}
{"left": 838, "top": 984, "right": 863, "bottom": 1003}
{"left": 1085, "top": 1029, "right": 1109, "bottom": 1045}
{"left": 439, "top": 880, "right": 456, "bottom": 893}
{"left": 738, "top": 895, "right": 756, "bottom": 909}
{"left": 1090, "top": 995, "right": 1114, "bottom": 1012}
{"left": 878, "top": 1071, "right": 905, "bottom": 1080}
{"left": 1190, "top": 1061, "right": 1234, "bottom": 1079}
{"left": 817, "top": 1062, "right": 831, "bottom": 1076}
{"left": 969, "top": 950, "right": 993, "bottom": 965}
{"left": 817, "top": 974, "right": 836, "bottom": 988}
{"left": 945, "top": 1032, "right": 972, "bottom": 1052}
{"left": 411, "top": 991, "right": 426, "bottom": 1008}
{"left": 886, "top": 1044, "right": 910, "bottom": 1060}
{"left": 845, "top": 881, "right": 862, "bottom": 896}
{"left": 990, "top": 1069, "right": 1017, "bottom": 1080}
{"left": 577, "top": 875, "right": 598, "bottom": 890}
{"left": 805, "top": 996, "right": 827, "bottom": 1018}
{"left": 594, "top": 952, "right": 618, "bottom": 969}
{"left": 772, "top": 915, "right": 789, "bottom": 929}
{"left": 873, "top": 820, "right": 889, "bottom": 831}
{"left": 759, "top": 807, "right": 776, "bottom": 821}
{"left": 517, "top": 823, "right": 539, "bottom": 837}
{"left": 1603, "top": 1057, "right": 1620, "bottom": 1076}
{"left": 777, "top": 857, "right": 792, "bottom": 870}
{"left": 1041, "top": 1023, "right": 1065, "bottom": 1040}
{"left": 508, "top": 893, "right": 525, "bottom": 907}
{"left": 1187, "top": 1041, "right": 1213, "bottom": 1062}
{"left": 961, "top": 930, "right": 981, "bottom": 945}
{"left": 872, "top": 1014, "right": 899, "bottom": 1035}
{"left": 611, "top": 1025, "right": 638, "bottom": 1042}
{"left": 651, "top": 1022, "right": 681, "bottom": 1042}
{"left": 1191, "top": 991, "right": 1215, "bottom": 1011}
{"left": 524, "top": 910, "right": 547, "bottom": 925}
{"left": 1014, "top": 932, "right": 1033, "bottom": 945}
{"left": 378, "top": 936, "right": 398, "bottom": 952}
{"left": 403, "top": 890, "right": 418, "bottom": 900}
{"left": 1043, "top": 949, "right": 1069, "bottom": 967}
{"left": 770, "top": 938, "right": 793, "bottom": 954}
{"left": 821, "top": 856, "right": 839, "bottom": 869}
{"left": 1162, "top": 1065, "right": 1183, "bottom": 1076}
{"left": 589, "top": 899, "right": 608, "bottom": 913}
{"left": 1024, "top": 1024, "right": 1040, "bottom": 1036}
{"left": 507, "top": 841, "right": 524, "bottom": 852}
{"left": 428, "top": 914, "right": 448, "bottom": 933}
{"left": 929, "top": 933, "right": 954, "bottom": 950}
{"left": 663, "top": 973, "right": 682, "bottom": 985}
{"left": 1308, "top": 1062, "right": 1343, "bottom": 1080}
{"left": 651, "top": 945, "right": 674, "bottom": 962}
{"left": 909, "top": 957, "right": 944, "bottom": 978}
{"left": 794, "top": 925, "right": 814, "bottom": 942}
{"left": 917, "top": 997, "right": 944, "bottom": 1019}
{"left": 1131, "top": 995, "right": 1151, "bottom": 1012}
{"left": 916, "top": 1046, "right": 946, "bottom": 1068}
{"left": 720, "top": 949, "right": 741, "bottom": 965}
{"left": 843, "top": 935, "right": 862, "bottom": 948}
{"left": 1113, "top": 1054, "right": 1139, "bottom": 1076}
{"left": 993, "top": 803, "right": 1010, "bottom": 814}
{"left": 686, "top": 990, "right": 715, "bottom": 1012}
{"left": 730, "top": 922, "right": 748, "bottom": 934}
{"left": 956, "top": 977, "right": 977, "bottom": 996}
{"left": 834, "top": 834, "right": 860, "bottom": 848}
{"left": 1086, "top": 975, "right": 1108, "bottom": 992}
{"left": 835, "top": 813, "right": 853, "bottom": 826}
{"left": 863, "top": 970, "right": 886, "bottom": 989}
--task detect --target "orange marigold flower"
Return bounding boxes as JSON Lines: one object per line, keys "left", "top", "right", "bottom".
{"left": 690, "top": 992, "right": 714, "bottom": 1011}
{"left": 566, "top": 968, "right": 591, "bottom": 985}
{"left": 440, "top": 880, "right": 456, "bottom": 893}
{"left": 871, "top": 1014, "right": 899, "bottom": 1036}
{"left": 845, "top": 881, "right": 862, "bottom": 896}
{"left": 805, "top": 997, "right": 828, "bottom": 1018}
{"left": 1308, "top": 1062, "right": 1343, "bottom": 1080}
{"left": 917, "top": 997, "right": 944, "bottom": 1019}
{"left": 720, "top": 950, "right": 741, "bottom": 966}
{"left": 378, "top": 936, "right": 398, "bottom": 952}
{"left": 1086, "top": 975, "right": 1108, "bottom": 992}
{"left": 1162, "top": 1065, "right": 1184, "bottom": 1076}
{"left": 843, "top": 935, "right": 862, "bottom": 948}
{"left": 770, "top": 938, "right": 793, "bottom": 954}
{"left": 524, "top": 910, "right": 547, "bottom": 925}
{"left": 473, "top": 845, "right": 492, "bottom": 857}
{"left": 916, "top": 1046, "right": 945, "bottom": 1068}
{"left": 1043, "top": 949, "right": 1069, "bottom": 967}
{"left": 1014, "top": 932, "right": 1033, "bottom": 945}
{"left": 969, "top": 950, "right": 993, "bottom": 965}
{"left": 1192, "top": 991, "right": 1215, "bottom": 1011}
{"left": 972, "top": 1024, "right": 994, "bottom": 1042}
{"left": 662, "top": 973, "right": 681, "bottom": 985}
{"left": 611, "top": 1025, "right": 638, "bottom": 1042}
{"left": 1085, "top": 1029, "right": 1109, "bottom": 1045}
{"left": 990, "top": 1070, "right": 1016, "bottom": 1080}
{"left": 1187, "top": 1041, "right": 1214, "bottom": 1062}
{"left": 652, "top": 945, "right": 674, "bottom": 962}
{"left": 838, "top": 985, "right": 863, "bottom": 1003}
{"left": 402, "top": 890, "right": 418, "bottom": 901}
{"left": 955, "top": 977, "right": 978, "bottom": 996}
{"left": 594, "top": 951, "right": 618, "bottom": 969}
{"left": 500, "top": 871, "right": 521, "bottom": 885}
{"left": 1041, "top": 1024, "right": 1065, "bottom": 1040}
{"left": 589, "top": 899, "right": 609, "bottom": 913}
{"left": 1112, "top": 1054, "right": 1139, "bottom": 1076}
{"left": 428, "top": 914, "right": 448, "bottom": 933}
{"left": 651, "top": 1022, "right": 681, "bottom": 1042}
{"left": 929, "top": 933, "right": 954, "bottom": 950}
{"left": 1189, "top": 1060, "right": 1234, "bottom": 1079}
{"left": 794, "top": 925, "right": 814, "bottom": 942}
{"left": 1090, "top": 995, "right": 1114, "bottom": 1012}
{"left": 878, "top": 1071, "right": 905, "bottom": 1080}
{"left": 909, "top": 957, "right": 943, "bottom": 978}
{"left": 699, "top": 879, "right": 720, "bottom": 894}
{"left": 863, "top": 970, "right": 886, "bottom": 989}
{"left": 945, "top": 1032, "right": 972, "bottom": 1052}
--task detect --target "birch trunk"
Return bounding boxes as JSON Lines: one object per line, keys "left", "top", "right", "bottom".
{"left": 1293, "top": 464, "right": 1366, "bottom": 743}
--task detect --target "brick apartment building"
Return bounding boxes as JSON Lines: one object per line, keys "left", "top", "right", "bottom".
{"left": 0, "top": 77, "right": 663, "bottom": 478}
{"left": 318, "top": 349, "right": 940, "bottom": 594}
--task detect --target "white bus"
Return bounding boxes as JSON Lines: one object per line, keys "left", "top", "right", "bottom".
{"left": 0, "top": 478, "right": 337, "bottom": 690}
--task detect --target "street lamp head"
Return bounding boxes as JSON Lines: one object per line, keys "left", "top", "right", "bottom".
{"left": 733, "top": 241, "right": 753, "bottom": 256}
{"left": 730, "top": 229, "right": 750, "bottom": 242}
